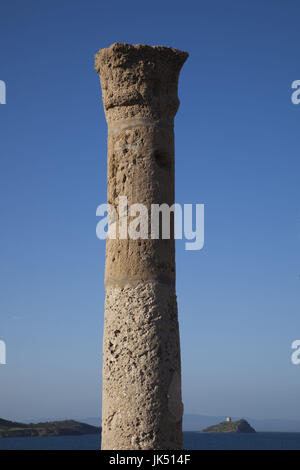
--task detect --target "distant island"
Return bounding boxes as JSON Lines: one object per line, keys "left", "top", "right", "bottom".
{"left": 0, "top": 418, "right": 100, "bottom": 438}
{"left": 201, "top": 419, "right": 256, "bottom": 433}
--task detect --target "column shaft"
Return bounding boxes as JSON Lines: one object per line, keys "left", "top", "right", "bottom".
{"left": 95, "top": 43, "right": 188, "bottom": 450}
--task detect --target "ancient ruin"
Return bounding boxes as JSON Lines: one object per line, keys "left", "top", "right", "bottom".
{"left": 95, "top": 43, "right": 188, "bottom": 450}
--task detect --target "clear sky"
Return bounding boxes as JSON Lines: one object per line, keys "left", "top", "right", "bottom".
{"left": 1, "top": 0, "right": 300, "bottom": 423}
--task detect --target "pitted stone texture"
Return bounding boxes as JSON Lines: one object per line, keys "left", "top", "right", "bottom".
{"left": 95, "top": 43, "right": 188, "bottom": 450}
{"left": 95, "top": 43, "right": 188, "bottom": 123}
{"left": 102, "top": 281, "right": 183, "bottom": 450}
{"left": 105, "top": 121, "right": 175, "bottom": 286}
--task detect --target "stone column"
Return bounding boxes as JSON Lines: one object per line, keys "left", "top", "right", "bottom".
{"left": 95, "top": 43, "right": 188, "bottom": 450}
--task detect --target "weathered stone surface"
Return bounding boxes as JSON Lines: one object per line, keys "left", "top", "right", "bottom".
{"left": 95, "top": 43, "right": 188, "bottom": 450}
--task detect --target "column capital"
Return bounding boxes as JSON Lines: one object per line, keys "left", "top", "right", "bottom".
{"left": 95, "top": 43, "right": 188, "bottom": 122}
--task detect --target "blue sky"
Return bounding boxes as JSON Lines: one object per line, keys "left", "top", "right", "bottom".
{"left": 1, "top": 0, "right": 300, "bottom": 422}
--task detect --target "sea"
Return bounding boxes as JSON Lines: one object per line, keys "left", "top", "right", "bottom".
{"left": 0, "top": 432, "right": 300, "bottom": 450}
